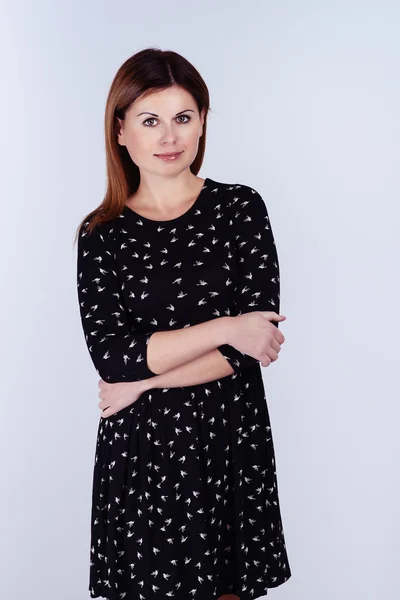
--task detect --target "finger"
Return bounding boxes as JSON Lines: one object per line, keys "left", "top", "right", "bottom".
{"left": 101, "top": 407, "right": 112, "bottom": 419}
{"left": 271, "top": 339, "right": 281, "bottom": 354}
{"left": 274, "top": 329, "right": 285, "bottom": 344}
{"left": 263, "top": 347, "right": 279, "bottom": 364}
{"left": 267, "top": 313, "right": 286, "bottom": 322}
{"left": 269, "top": 350, "right": 278, "bottom": 362}
{"left": 260, "top": 354, "right": 271, "bottom": 367}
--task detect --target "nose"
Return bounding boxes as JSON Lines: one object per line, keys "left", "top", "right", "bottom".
{"left": 159, "top": 123, "right": 178, "bottom": 145}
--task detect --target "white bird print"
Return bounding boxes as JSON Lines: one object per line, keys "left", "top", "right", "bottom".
{"left": 78, "top": 180, "right": 290, "bottom": 598}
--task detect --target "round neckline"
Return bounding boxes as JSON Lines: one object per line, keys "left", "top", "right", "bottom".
{"left": 122, "top": 177, "right": 211, "bottom": 225}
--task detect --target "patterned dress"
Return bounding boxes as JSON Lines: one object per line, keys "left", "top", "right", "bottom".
{"left": 76, "top": 177, "right": 292, "bottom": 600}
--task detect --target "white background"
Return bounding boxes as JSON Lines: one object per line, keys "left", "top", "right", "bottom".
{"left": 1, "top": 1, "right": 399, "bottom": 599}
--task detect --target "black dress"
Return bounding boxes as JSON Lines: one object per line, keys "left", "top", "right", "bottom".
{"left": 76, "top": 177, "right": 292, "bottom": 600}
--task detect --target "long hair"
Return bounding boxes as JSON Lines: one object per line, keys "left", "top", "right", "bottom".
{"left": 73, "top": 47, "right": 211, "bottom": 245}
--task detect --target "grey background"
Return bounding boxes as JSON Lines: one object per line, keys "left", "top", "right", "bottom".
{"left": 1, "top": 1, "right": 399, "bottom": 599}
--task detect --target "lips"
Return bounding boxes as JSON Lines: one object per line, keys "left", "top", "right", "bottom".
{"left": 155, "top": 152, "right": 182, "bottom": 157}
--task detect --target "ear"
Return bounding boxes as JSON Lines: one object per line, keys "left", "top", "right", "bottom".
{"left": 199, "top": 108, "right": 205, "bottom": 136}
{"left": 116, "top": 117, "right": 125, "bottom": 146}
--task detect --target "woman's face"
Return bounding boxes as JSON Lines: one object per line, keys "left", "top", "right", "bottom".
{"left": 117, "top": 85, "right": 205, "bottom": 177}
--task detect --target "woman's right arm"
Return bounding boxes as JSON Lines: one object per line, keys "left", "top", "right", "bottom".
{"left": 76, "top": 218, "right": 233, "bottom": 383}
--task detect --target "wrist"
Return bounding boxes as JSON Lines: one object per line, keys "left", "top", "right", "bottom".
{"left": 220, "top": 316, "right": 235, "bottom": 345}
{"left": 138, "top": 376, "right": 157, "bottom": 393}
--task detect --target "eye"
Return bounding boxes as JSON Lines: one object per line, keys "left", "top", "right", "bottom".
{"left": 176, "top": 115, "right": 191, "bottom": 124}
{"left": 142, "top": 115, "right": 192, "bottom": 127}
{"left": 143, "top": 117, "right": 157, "bottom": 127}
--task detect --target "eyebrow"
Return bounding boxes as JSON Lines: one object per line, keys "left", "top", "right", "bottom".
{"left": 136, "top": 109, "right": 195, "bottom": 117}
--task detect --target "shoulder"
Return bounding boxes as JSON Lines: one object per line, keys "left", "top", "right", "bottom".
{"left": 78, "top": 211, "right": 123, "bottom": 254}
{"left": 208, "top": 178, "right": 261, "bottom": 198}
{"left": 207, "top": 178, "right": 260, "bottom": 203}
{"left": 208, "top": 178, "right": 264, "bottom": 214}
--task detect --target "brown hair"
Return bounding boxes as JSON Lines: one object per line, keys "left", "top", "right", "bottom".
{"left": 73, "top": 47, "right": 211, "bottom": 246}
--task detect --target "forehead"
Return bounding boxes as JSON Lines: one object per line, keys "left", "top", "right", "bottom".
{"left": 132, "top": 86, "right": 195, "bottom": 113}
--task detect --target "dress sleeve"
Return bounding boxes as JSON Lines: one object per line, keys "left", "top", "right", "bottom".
{"left": 76, "top": 218, "right": 156, "bottom": 383}
{"left": 217, "top": 185, "right": 281, "bottom": 373}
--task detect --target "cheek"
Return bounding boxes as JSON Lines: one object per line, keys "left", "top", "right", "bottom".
{"left": 125, "top": 128, "right": 153, "bottom": 159}
{"left": 181, "top": 127, "right": 201, "bottom": 149}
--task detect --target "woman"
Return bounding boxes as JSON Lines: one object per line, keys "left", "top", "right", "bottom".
{"left": 76, "top": 47, "right": 292, "bottom": 600}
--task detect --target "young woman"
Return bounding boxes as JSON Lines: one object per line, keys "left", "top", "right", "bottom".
{"left": 76, "top": 47, "right": 292, "bottom": 600}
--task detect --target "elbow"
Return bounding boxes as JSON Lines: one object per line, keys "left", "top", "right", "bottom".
{"left": 89, "top": 347, "right": 156, "bottom": 383}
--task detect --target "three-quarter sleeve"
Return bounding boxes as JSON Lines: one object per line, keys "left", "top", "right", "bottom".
{"left": 76, "top": 218, "right": 156, "bottom": 383}
{"left": 217, "top": 185, "right": 281, "bottom": 373}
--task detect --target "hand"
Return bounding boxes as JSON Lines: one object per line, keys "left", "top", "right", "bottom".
{"left": 227, "top": 311, "right": 286, "bottom": 367}
{"left": 97, "top": 379, "right": 147, "bottom": 419}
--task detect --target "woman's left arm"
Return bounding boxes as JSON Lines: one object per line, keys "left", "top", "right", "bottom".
{"left": 216, "top": 184, "right": 282, "bottom": 373}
